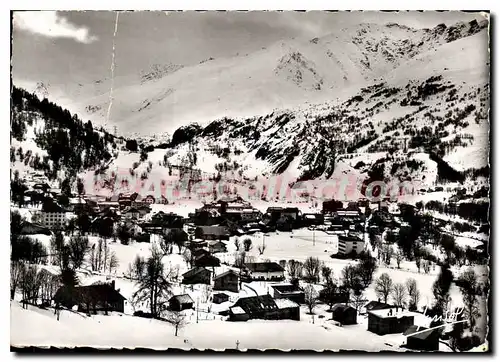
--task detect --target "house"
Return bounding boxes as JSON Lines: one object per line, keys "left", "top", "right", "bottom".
{"left": 97, "top": 201, "right": 120, "bottom": 212}
{"left": 68, "top": 197, "right": 87, "bottom": 213}
{"left": 39, "top": 201, "right": 66, "bottom": 230}
{"left": 266, "top": 207, "right": 301, "bottom": 222}
{"left": 168, "top": 294, "right": 194, "bottom": 311}
{"left": 214, "top": 270, "right": 239, "bottom": 293}
{"left": 331, "top": 304, "right": 357, "bottom": 325}
{"left": 231, "top": 294, "right": 299, "bottom": 321}
{"left": 208, "top": 240, "right": 227, "bottom": 254}
{"left": 322, "top": 199, "right": 344, "bottom": 214}
{"left": 274, "top": 298, "right": 300, "bottom": 321}
{"left": 137, "top": 205, "right": 152, "bottom": 217}
{"left": 33, "top": 182, "right": 51, "bottom": 193}
{"left": 151, "top": 211, "right": 184, "bottom": 228}
{"left": 367, "top": 308, "right": 415, "bottom": 335}
{"left": 301, "top": 213, "right": 325, "bottom": 227}
{"left": 19, "top": 222, "right": 51, "bottom": 236}
{"left": 319, "top": 287, "right": 350, "bottom": 305}
{"left": 363, "top": 301, "right": 394, "bottom": 314}
{"left": 243, "top": 262, "right": 285, "bottom": 281}
{"left": 270, "top": 284, "right": 305, "bottom": 304}
{"left": 404, "top": 325, "right": 441, "bottom": 351}
{"left": 122, "top": 207, "right": 140, "bottom": 219}
{"left": 144, "top": 195, "right": 156, "bottom": 204}
{"left": 118, "top": 192, "right": 139, "bottom": 208}
{"left": 195, "top": 226, "right": 230, "bottom": 241}
{"left": 164, "top": 228, "right": 189, "bottom": 245}
{"left": 338, "top": 234, "right": 365, "bottom": 255}
{"left": 212, "top": 292, "right": 230, "bottom": 304}
{"left": 53, "top": 281, "right": 125, "bottom": 314}
{"left": 228, "top": 306, "right": 250, "bottom": 322}
{"left": 182, "top": 267, "right": 211, "bottom": 285}
{"left": 194, "top": 254, "right": 221, "bottom": 268}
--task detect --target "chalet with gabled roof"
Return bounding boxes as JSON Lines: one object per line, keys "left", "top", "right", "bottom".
{"left": 214, "top": 270, "right": 239, "bottom": 293}
{"left": 182, "top": 267, "right": 211, "bottom": 285}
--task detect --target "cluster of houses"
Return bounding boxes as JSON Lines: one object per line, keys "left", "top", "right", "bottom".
{"left": 18, "top": 183, "right": 436, "bottom": 351}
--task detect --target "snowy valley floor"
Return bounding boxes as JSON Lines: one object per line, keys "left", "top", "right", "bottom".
{"left": 11, "top": 301, "right": 407, "bottom": 351}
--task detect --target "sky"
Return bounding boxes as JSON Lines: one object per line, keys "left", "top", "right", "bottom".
{"left": 11, "top": 10, "right": 486, "bottom": 88}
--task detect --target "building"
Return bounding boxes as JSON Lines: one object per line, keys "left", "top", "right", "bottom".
{"left": 208, "top": 240, "right": 227, "bottom": 254}
{"left": 169, "top": 294, "right": 194, "bottom": 311}
{"left": 151, "top": 211, "right": 184, "bottom": 228}
{"left": 331, "top": 304, "right": 357, "bottom": 325}
{"left": 39, "top": 201, "right": 66, "bottom": 230}
{"left": 194, "top": 254, "right": 221, "bottom": 268}
{"left": 367, "top": 308, "right": 415, "bottom": 335}
{"left": 231, "top": 294, "right": 300, "bottom": 321}
{"left": 228, "top": 306, "right": 250, "bottom": 322}
{"left": 53, "top": 281, "right": 126, "bottom": 314}
{"left": 144, "top": 195, "right": 156, "bottom": 204}
{"left": 19, "top": 222, "right": 51, "bottom": 236}
{"left": 338, "top": 234, "right": 365, "bottom": 255}
{"left": 363, "top": 301, "right": 394, "bottom": 314}
{"left": 270, "top": 284, "right": 305, "bottom": 304}
{"left": 212, "top": 292, "right": 230, "bottom": 304}
{"left": 214, "top": 270, "right": 239, "bottom": 293}
{"left": 243, "top": 262, "right": 285, "bottom": 281}
{"left": 122, "top": 207, "right": 140, "bottom": 219}
{"left": 194, "top": 226, "right": 230, "bottom": 241}
{"left": 322, "top": 199, "right": 344, "bottom": 214}
{"left": 266, "top": 207, "right": 301, "bottom": 222}
{"left": 301, "top": 213, "right": 325, "bottom": 227}
{"left": 404, "top": 325, "right": 441, "bottom": 351}
{"left": 182, "top": 267, "right": 211, "bottom": 285}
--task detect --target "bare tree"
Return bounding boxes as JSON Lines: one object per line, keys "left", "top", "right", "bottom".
{"left": 415, "top": 257, "right": 421, "bottom": 273}
{"left": 304, "top": 284, "right": 319, "bottom": 314}
{"left": 68, "top": 235, "right": 89, "bottom": 270}
{"left": 132, "top": 246, "right": 173, "bottom": 318}
{"left": 108, "top": 252, "right": 119, "bottom": 274}
{"left": 457, "top": 268, "right": 481, "bottom": 331}
{"left": 20, "top": 265, "right": 40, "bottom": 308}
{"left": 391, "top": 283, "right": 407, "bottom": 308}
{"left": 127, "top": 255, "right": 146, "bottom": 280}
{"left": 287, "top": 260, "right": 303, "bottom": 281}
{"left": 375, "top": 273, "right": 394, "bottom": 304}
{"left": 182, "top": 249, "right": 193, "bottom": 268}
{"left": 303, "top": 257, "right": 322, "bottom": 283}
{"left": 90, "top": 238, "right": 110, "bottom": 272}
{"left": 321, "top": 265, "right": 332, "bottom": 284}
{"left": 39, "top": 272, "right": 58, "bottom": 305}
{"left": 341, "top": 264, "right": 361, "bottom": 291}
{"left": 406, "top": 278, "right": 420, "bottom": 311}
{"left": 166, "top": 311, "right": 188, "bottom": 336}
{"left": 234, "top": 238, "right": 241, "bottom": 252}
{"left": 257, "top": 244, "right": 266, "bottom": 255}
{"left": 351, "top": 286, "right": 367, "bottom": 313}
{"left": 243, "top": 238, "right": 252, "bottom": 252}
{"left": 395, "top": 249, "right": 404, "bottom": 269}
{"left": 235, "top": 251, "right": 246, "bottom": 268}
{"left": 10, "top": 261, "right": 25, "bottom": 300}
{"left": 422, "top": 260, "right": 431, "bottom": 274}
{"left": 357, "top": 254, "right": 378, "bottom": 288}
{"left": 382, "top": 245, "right": 393, "bottom": 265}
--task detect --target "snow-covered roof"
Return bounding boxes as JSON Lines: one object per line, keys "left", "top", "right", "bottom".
{"left": 230, "top": 306, "right": 246, "bottom": 315}
{"left": 369, "top": 308, "right": 416, "bottom": 319}
{"left": 274, "top": 298, "right": 299, "bottom": 309}
{"left": 171, "top": 294, "right": 194, "bottom": 304}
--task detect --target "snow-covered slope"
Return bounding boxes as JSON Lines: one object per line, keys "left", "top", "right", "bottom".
{"left": 16, "top": 19, "right": 488, "bottom": 137}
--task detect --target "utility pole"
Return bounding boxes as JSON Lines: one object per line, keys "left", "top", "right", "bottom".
{"left": 196, "top": 297, "right": 199, "bottom": 323}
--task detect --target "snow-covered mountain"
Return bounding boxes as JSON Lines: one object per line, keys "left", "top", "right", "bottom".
{"left": 17, "top": 19, "right": 488, "bottom": 138}
{"left": 11, "top": 19, "right": 489, "bottom": 202}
